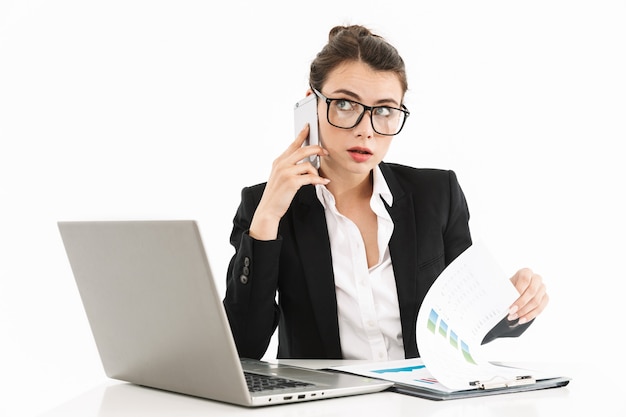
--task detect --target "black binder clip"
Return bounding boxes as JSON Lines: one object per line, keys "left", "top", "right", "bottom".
{"left": 469, "top": 375, "right": 536, "bottom": 390}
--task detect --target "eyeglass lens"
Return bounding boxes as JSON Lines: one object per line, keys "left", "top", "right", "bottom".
{"left": 327, "top": 100, "right": 406, "bottom": 135}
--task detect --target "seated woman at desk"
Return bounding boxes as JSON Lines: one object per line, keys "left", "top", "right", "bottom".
{"left": 223, "top": 24, "right": 548, "bottom": 360}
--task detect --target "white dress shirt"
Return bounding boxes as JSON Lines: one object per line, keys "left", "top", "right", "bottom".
{"left": 315, "top": 167, "right": 404, "bottom": 360}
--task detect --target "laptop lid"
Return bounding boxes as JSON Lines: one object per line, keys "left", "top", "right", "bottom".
{"left": 58, "top": 220, "right": 391, "bottom": 407}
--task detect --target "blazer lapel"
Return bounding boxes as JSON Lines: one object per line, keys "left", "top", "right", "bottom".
{"left": 380, "top": 163, "right": 420, "bottom": 358}
{"left": 291, "top": 186, "right": 342, "bottom": 358}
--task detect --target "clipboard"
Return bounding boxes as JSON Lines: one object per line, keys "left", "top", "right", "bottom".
{"left": 389, "top": 375, "right": 571, "bottom": 401}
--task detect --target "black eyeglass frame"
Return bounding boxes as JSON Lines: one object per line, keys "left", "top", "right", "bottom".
{"left": 311, "top": 87, "right": 410, "bottom": 136}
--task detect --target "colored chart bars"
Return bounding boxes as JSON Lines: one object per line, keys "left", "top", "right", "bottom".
{"left": 427, "top": 308, "right": 477, "bottom": 364}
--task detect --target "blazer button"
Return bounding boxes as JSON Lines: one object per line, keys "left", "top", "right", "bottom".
{"left": 244, "top": 257, "right": 250, "bottom": 267}
{"left": 239, "top": 274, "right": 248, "bottom": 284}
{"left": 242, "top": 266, "right": 250, "bottom": 275}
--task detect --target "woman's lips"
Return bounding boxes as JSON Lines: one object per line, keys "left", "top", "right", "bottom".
{"left": 348, "top": 147, "right": 373, "bottom": 162}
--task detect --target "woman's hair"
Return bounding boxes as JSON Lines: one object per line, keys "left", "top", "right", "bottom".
{"left": 309, "top": 25, "right": 408, "bottom": 95}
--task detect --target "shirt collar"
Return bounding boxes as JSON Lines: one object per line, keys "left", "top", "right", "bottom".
{"left": 372, "top": 165, "right": 393, "bottom": 207}
{"left": 315, "top": 165, "right": 393, "bottom": 209}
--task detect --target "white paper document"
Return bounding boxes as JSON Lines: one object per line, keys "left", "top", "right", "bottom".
{"left": 415, "top": 241, "right": 522, "bottom": 389}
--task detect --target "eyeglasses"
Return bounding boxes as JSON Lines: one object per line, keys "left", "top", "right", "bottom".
{"left": 312, "top": 88, "right": 409, "bottom": 136}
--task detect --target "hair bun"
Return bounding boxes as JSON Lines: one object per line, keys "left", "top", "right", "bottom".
{"left": 328, "top": 25, "right": 374, "bottom": 41}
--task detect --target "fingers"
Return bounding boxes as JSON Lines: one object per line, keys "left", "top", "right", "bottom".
{"left": 508, "top": 268, "right": 549, "bottom": 325}
{"left": 282, "top": 123, "right": 310, "bottom": 156}
{"left": 271, "top": 124, "right": 329, "bottom": 189}
{"left": 273, "top": 157, "right": 328, "bottom": 187}
{"left": 283, "top": 123, "right": 327, "bottom": 166}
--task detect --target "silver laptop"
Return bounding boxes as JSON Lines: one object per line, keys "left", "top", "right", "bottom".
{"left": 57, "top": 220, "right": 392, "bottom": 407}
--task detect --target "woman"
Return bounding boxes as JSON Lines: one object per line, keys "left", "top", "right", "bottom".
{"left": 223, "top": 25, "right": 548, "bottom": 360}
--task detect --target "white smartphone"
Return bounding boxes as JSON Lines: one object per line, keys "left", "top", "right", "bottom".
{"left": 294, "top": 94, "right": 320, "bottom": 168}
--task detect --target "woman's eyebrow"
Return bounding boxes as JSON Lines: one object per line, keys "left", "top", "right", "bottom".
{"left": 329, "top": 88, "right": 400, "bottom": 106}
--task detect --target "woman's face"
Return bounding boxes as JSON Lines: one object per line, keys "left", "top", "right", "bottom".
{"left": 316, "top": 60, "right": 404, "bottom": 180}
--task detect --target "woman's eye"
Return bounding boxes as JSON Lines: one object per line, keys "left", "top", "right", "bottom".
{"left": 374, "top": 107, "right": 392, "bottom": 117}
{"left": 336, "top": 100, "right": 356, "bottom": 111}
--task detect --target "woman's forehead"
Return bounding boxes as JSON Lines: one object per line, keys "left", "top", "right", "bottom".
{"left": 323, "top": 61, "right": 404, "bottom": 103}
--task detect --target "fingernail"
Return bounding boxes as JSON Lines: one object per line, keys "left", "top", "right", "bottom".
{"left": 518, "top": 317, "right": 528, "bottom": 325}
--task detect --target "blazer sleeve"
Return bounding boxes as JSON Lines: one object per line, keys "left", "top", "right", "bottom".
{"left": 223, "top": 184, "right": 281, "bottom": 360}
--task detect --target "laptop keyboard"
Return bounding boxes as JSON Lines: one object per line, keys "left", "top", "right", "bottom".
{"left": 244, "top": 371, "right": 315, "bottom": 392}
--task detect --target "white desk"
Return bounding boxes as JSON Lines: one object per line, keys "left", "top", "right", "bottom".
{"left": 37, "top": 360, "right": 622, "bottom": 417}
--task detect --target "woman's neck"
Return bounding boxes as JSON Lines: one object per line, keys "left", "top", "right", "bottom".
{"left": 325, "top": 171, "right": 373, "bottom": 206}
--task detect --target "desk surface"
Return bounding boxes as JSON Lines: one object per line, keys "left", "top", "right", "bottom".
{"left": 38, "top": 360, "right": 622, "bottom": 417}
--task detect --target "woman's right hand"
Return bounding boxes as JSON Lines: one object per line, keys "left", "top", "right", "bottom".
{"left": 249, "top": 124, "right": 329, "bottom": 240}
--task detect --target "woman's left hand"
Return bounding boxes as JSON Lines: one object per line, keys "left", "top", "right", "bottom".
{"left": 507, "top": 268, "right": 549, "bottom": 325}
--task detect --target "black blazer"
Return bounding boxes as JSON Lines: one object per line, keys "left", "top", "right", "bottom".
{"left": 223, "top": 162, "right": 528, "bottom": 360}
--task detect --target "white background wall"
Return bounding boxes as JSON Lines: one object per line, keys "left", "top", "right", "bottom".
{"left": 1, "top": 1, "right": 624, "bottom": 416}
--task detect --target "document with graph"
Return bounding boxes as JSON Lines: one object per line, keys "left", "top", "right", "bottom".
{"left": 334, "top": 242, "right": 570, "bottom": 400}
